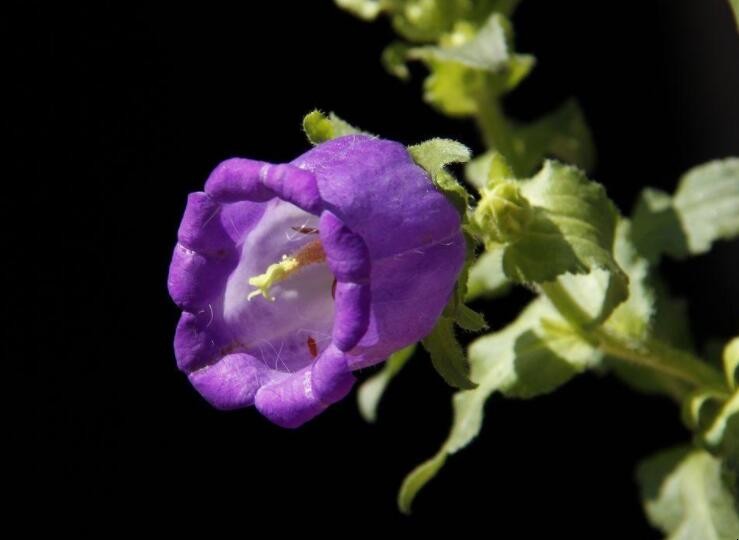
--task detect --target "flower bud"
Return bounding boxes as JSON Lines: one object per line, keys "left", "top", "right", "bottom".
{"left": 474, "top": 180, "right": 532, "bottom": 244}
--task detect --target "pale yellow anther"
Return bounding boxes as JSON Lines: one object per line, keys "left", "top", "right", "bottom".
{"left": 247, "top": 238, "right": 327, "bottom": 301}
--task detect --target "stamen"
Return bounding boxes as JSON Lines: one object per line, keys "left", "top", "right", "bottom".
{"left": 247, "top": 238, "right": 327, "bottom": 301}
{"left": 307, "top": 336, "right": 318, "bottom": 359}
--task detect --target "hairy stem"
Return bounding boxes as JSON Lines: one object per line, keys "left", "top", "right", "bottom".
{"left": 475, "top": 90, "right": 520, "bottom": 174}
{"left": 540, "top": 281, "right": 729, "bottom": 395}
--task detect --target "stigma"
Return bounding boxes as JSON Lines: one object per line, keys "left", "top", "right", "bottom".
{"left": 247, "top": 238, "right": 327, "bottom": 301}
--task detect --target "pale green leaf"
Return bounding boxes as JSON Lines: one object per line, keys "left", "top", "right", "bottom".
{"left": 387, "top": 0, "right": 521, "bottom": 44}
{"left": 410, "top": 14, "right": 512, "bottom": 71}
{"left": 465, "top": 150, "right": 514, "bottom": 190}
{"left": 682, "top": 389, "right": 726, "bottom": 433}
{"left": 550, "top": 220, "right": 653, "bottom": 333}
{"left": 408, "top": 14, "right": 534, "bottom": 116}
{"left": 601, "top": 219, "right": 655, "bottom": 336}
{"left": 400, "top": 299, "right": 601, "bottom": 512}
{"left": 512, "top": 99, "right": 596, "bottom": 175}
{"left": 302, "top": 110, "right": 366, "bottom": 145}
{"left": 422, "top": 317, "right": 476, "bottom": 390}
{"left": 398, "top": 453, "right": 446, "bottom": 515}
{"left": 638, "top": 447, "right": 739, "bottom": 539}
{"left": 466, "top": 248, "right": 510, "bottom": 300}
{"left": 357, "top": 344, "right": 416, "bottom": 423}
{"left": 334, "top": 0, "right": 383, "bottom": 20}
{"left": 608, "top": 275, "right": 694, "bottom": 401}
{"left": 702, "top": 392, "right": 738, "bottom": 459}
{"left": 725, "top": 338, "right": 739, "bottom": 390}
{"left": 729, "top": 0, "right": 739, "bottom": 31}
{"left": 501, "top": 161, "right": 628, "bottom": 318}
{"left": 418, "top": 59, "right": 485, "bottom": 116}
{"left": 631, "top": 158, "right": 739, "bottom": 263}
{"left": 381, "top": 41, "right": 411, "bottom": 80}
{"left": 465, "top": 100, "right": 594, "bottom": 183}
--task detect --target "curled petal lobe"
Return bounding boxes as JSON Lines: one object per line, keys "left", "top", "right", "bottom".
{"left": 169, "top": 135, "right": 465, "bottom": 427}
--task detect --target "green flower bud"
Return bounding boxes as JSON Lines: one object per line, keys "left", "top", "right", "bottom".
{"left": 474, "top": 180, "right": 532, "bottom": 244}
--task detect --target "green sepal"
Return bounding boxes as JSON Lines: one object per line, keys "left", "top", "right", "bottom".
{"left": 302, "top": 110, "right": 366, "bottom": 145}
{"left": 421, "top": 317, "right": 477, "bottom": 390}
{"left": 408, "top": 137, "right": 471, "bottom": 215}
{"left": 443, "top": 230, "right": 487, "bottom": 332}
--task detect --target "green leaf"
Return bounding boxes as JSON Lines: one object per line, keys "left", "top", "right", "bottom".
{"left": 388, "top": 0, "right": 521, "bottom": 43}
{"left": 729, "top": 0, "right": 739, "bottom": 31}
{"left": 408, "top": 15, "right": 534, "bottom": 116}
{"left": 608, "top": 275, "right": 697, "bottom": 401}
{"left": 408, "top": 138, "right": 471, "bottom": 215}
{"left": 302, "top": 110, "right": 366, "bottom": 145}
{"left": 421, "top": 317, "right": 476, "bottom": 390}
{"left": 503, "top": 161, "right": 624, "bottom": 284}
{"left": 512, "top": 99, "right": 596, "bottom": 175}
{"left": 334, "top": 0, "right": 383, "bottom": 20}
{"left": 466, "top": 248, "right": 510, "bottom": 300}
{"left": 442, "top": 231, "right": 488, "bottom": 332}
{"left": 410, "top": 14, "right": 513, "bottom": 71}
{"left": 724, "top": 338, "right": 739, "bottom": 390}
{"left": 335, "top": 0, "right": 522, "bottom": 42}
{"left": 418, "top": 58, "right": 485, "bottom": 116}
{"left": 631, "top": 158, "right": 739, "bottom": 264}
{"left": 398, "top": 453, "right": 446, "bottom": 515}
{"left": 702, "top": 392, "right": 738, "bottom": 459}
{"left": 466, "top": 150, "right": 516, "bottom": 190}
{"left": 381, "top": 41, "right": 411, "bottom": 80}
{"left": 454, "top": 303, "right": 487, "bottom": 332}
{"left": 637, "top": 447, "right": 739, "bottom": 539}
{"left": 466, "top": 101, "right": 595, "bottom": 182}
{"left": 604, "top": 220, "right": 655, "bottom": 338}
{"left": 489, "top": 161, "right": 629, "bottom": 324}
{"left": 357, "top": 344, "right": 416, "bottom": 423}
{"left": 401, "top": 299, "right": 601, "bottom": 512}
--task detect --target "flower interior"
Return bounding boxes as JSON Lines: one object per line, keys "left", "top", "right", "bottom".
{"left": 222, "top": 199, "right": 335, "bottom": 374}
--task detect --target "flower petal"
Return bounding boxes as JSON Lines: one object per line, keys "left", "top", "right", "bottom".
{"left": 174, "top": 310, "right": 223, "bottom": 372}
{"left": 167, "top": 243, "right": 232, "bottom": 311}
{"left": 311, "top": 344, "right": 355, "bottom": 404}
{"left": 254, "top": 345, "right": 355, "bottom": 428}
{"left": 294, "top": 135, "right": 462, "bottom": 258}
{"left": 189, "top": 353, "right": 274, "bottom": 410}
{"left": 319, "top": 210, "right": 371, "bottom": 282}
{"left": 260, "top": 163, "right": 323, "bottom": 214}
{"left": 204, "top": 158, "right": 275, "bottom": 203}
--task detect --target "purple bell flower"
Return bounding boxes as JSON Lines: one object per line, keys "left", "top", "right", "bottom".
{"left": 168, "top": 135, "right": 465, "bottom": 427}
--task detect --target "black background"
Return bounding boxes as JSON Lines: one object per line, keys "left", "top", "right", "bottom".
{"left": 19, "top": 0, "right": 739, "bottom": 535}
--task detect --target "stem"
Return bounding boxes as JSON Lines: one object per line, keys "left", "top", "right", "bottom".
{"left": 595, "top": 332, "right": 728, "bottom": 395}
{"left": 540, "top": 281, "right": 729, "bottom": 395}
{"left": 475, "top": 88, "right": 520, "bottom": 173}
